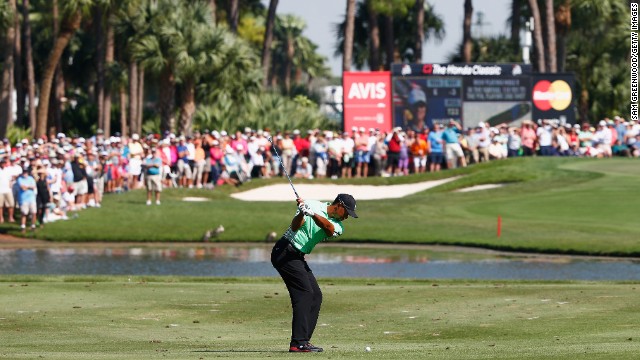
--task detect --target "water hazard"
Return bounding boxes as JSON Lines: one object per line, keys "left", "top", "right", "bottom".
{"left": 1, "top": 244, "right": 639, "bottom": 281}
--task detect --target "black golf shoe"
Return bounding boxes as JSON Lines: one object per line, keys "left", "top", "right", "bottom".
{"left": 289, "top": 343, "right": 324, "bottom": 352}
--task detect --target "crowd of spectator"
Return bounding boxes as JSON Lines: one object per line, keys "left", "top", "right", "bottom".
{"left": 0, "top": 115, "right": 637, "bottom": 229}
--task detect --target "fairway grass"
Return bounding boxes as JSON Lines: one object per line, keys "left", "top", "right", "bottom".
{"left": 1, "top": 276, "right": 639, "bottom": 359}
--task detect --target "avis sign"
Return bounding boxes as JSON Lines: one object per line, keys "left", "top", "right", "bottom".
{"left": 343, "top": 71, "right": 392, "bottom": 132}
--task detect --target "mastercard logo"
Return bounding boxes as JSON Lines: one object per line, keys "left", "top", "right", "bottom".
{"left": 533, "top": 80, "right": 572, "bottom": 111}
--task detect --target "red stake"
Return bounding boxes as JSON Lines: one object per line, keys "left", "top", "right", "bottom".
{"left": 497, "top": 215, "right": 502, "bottom": 238}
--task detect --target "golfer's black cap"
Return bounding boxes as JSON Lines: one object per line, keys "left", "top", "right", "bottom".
{"left": 336, "top": 193, "right": 358, "bottom": 218}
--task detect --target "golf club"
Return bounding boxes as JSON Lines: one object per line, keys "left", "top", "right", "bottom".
{"left": 267, "top": 136, "right": 300, "bottom": 199}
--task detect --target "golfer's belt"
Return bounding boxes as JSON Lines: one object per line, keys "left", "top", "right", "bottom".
{"left": 282, "top": 227, "right": 296, "bottom": 242}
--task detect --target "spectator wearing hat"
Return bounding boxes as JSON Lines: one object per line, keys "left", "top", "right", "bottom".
{"left": 292, "top": 129, "right": 309, "bottom": 174}
{"left": 48, "top": 158, "right": 63, "bottom": 202}
{"left": 128, "top": 133, "right": 144, "bottom": 190}
{"left": 0, "top": 158, "right": 16, "bottom": 223}
{"left": 614, "top": 116, "right": 626, "bottom": 142}
{"left": 35, "top": 164, "right": 50, "bottom": 225}
{"left": 385, "top": 129, "right": 402, "bottom": 176}
{"left": 71, "top": 152, "right": 89, "bottom": 208}
{"left": 192, "top": 139, "right": 207, "bottom": 188}
{"left": 200, "top": 132, "right": 213, "bottom": 186}
{"left": 294, "top": 157, "right": 313, "bottom": 179}
{"left": 340, "top": 131, "right": 355, "bottom": 178}
{"left": 537, "top": 121, "right": 554, "bottom": 156}
{"left": 606, "top": 120, "right": 618, "bottom": 146}
{"left": 278, "top": 132, "right": 296, "bottom": 178}
{"left": 567, "top": 125, "right": 580, "bottom": 149}
{"left": 442, "top": 119, "right": 467, "bottom": 169}
{"left": 408, "top": 129, "right": 429, "bottom": 173}
{"left": 594, "top": 120, "right": 612, "bottom": 157}
{"left": 223, "top": 145, "right": 248, "bottom": 184}
{"left": 209, "top": 140, "right": 224, "bottom": 185}
{"left": 354, "top": 127, "right": 370, "bottom": 177}
{"left": 428, "top": 123, "right": 445, "bottom": 172}
{"left": 157, "top": 140, "right": 172, "bottom": 188}
{"left": 578, "top": 123, "right": 598, "bottom": 157}
{"left": 85, "top": 152, "right": 102, "bottom": 207}
{"left": 176, "top": 137, "right": 193, "bottom": 188}
{"left": 370, "top": 131, "right": 388, "bottom": 176}
{"left": 472, "top": 122, "right": 491, "bottom": 162}
{"left": 312, "top": 134, "right": 328, "bottom": 178}
{"left": 143, "top": 146, "right": 162, "bottom": 205}
{"left": 17, "top": 168, "right": 37, "bottom": 231}
{"left": 555, "top": 126, "right": 570, "bottom": 156}
{"left": 520, "top": 120, "right": 537, "bottom": 156}
{"left": 326, "top": 132, "right": 342, "bottom": 179}
{"left": 624, "top": 121, "right": 639, "bottom": 147}
{"left": 507, "top": 127, "right": 522, "bottom": 157}
{"left": 231, "top": 131, "right": 249, "bottom": 161}
{"left": 249, "top": 146, "right": 267, "bottom": 179}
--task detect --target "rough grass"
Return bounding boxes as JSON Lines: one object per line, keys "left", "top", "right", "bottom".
{"left": 0, "top": 276, "right": 638, "bottom": 359}
{"left": 7, "top": 157, "right": 640, "bottom": 256}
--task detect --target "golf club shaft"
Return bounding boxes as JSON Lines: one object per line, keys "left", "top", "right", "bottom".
{"left": 268, "top": 137, "right": 300, "bottom": 199}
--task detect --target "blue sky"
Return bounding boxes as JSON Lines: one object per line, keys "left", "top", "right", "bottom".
{"left": 263, "top": 0, "right": 513, "bottom": 75}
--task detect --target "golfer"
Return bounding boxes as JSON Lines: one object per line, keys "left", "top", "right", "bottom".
{"left": 271, "top": 193, "right": 358, "bottom": 353}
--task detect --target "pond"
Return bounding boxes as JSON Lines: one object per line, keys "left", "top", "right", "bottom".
{"left": 0, "top": 243, "right": 639, "bottom": 281}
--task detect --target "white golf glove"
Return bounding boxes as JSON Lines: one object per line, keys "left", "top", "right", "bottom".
{"left": 298, "top": 203, "right": 315, "bottom": 217}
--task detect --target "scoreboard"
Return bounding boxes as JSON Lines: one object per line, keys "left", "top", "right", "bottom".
{"left": 391, "top": 63, "right": 575, "bottom": 130}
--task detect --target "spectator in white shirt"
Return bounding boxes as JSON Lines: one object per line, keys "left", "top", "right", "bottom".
{"left": 0, "top": 158, "right": 16, "bottom": 223}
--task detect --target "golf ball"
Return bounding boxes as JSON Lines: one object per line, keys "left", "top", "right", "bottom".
{"left": 365, "top": 346, "right": 371, "bottom": 352}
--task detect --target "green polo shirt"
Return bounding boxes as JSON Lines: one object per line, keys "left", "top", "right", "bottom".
{"left": 285, "top": 200, "right": 343, "bottom": 254}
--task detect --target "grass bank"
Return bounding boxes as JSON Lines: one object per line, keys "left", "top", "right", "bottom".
{"left": 8, "top": 157, "right": 640, "bottom": 256}
{"left": 0, "top": 276, "right": 638, "bottom": 359}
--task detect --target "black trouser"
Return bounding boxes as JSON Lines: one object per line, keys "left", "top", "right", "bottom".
{"left": 271, "top": 238, "right": 322, "bottom": 347}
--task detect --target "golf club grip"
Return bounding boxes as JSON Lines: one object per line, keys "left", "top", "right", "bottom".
{"left": 267, "top": 137, "right": 300, "bottom": 199}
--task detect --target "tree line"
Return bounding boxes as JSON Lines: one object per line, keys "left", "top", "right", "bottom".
{"left": 0, "top": 0, "right": 631, "bottom": 140}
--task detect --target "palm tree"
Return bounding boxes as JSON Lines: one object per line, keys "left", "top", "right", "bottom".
{"left": 367, "top": 0, "right": 381, "bottom": 70}
{"left": 343, "top": 0, "right": 356, "bottom": 71}
{"left": 509, "top": 0, "right": 521, "bottom": 51}
{"left": 334, "top": 1, "right": 443, "bottom": 70}
{"left": 23, "top": 0, "right": 36, "bottom": 134}
{"left": 293, "top": 37, "right": 330, "bottom": 89}
{"left": 35, "top": 0, "right": 92, "bottom": 138}
{"left": 413, "top": 0, "right": 424, "bottom": 63}
{"left": 0, "top": 0, "right": 16, "bottom": 138}
{"left": 555, "top": 0, "right": 571, "bottom": 72}
{"left": 227, "top": 0, "right": 238, "bottom": 33}
{"left": 113, "top": 0, "right": 152, "bottom": 135}
{"left": 171, "top": 2, "right": 225, "bottom": 135}
{"left": 130, "top": 3, "right": 176, "bottom": 133}
{"left": 527, "top": 0, "right": 545, "bottom": 72}
{"left": 107, "top": 61, "right": 128, "bottom": 135}
{"left": 566, "top": 0, "right": 629, "bottom": 121}
{"left": 274, "top": 14, "right": 305, "bottom": 94}
{"left": 462, "top": 0, "right": 473, "bottom": 63}
{"left": 261, "top": 0, "right": 277, "bottom": 87}
{"left": 13, "top": 1, "right": 22, "bottom": 127}
{"left": 103, "top": 2, "right": 115, "bottom": 136}
{"left": 208, "top": 0, "right": 216, "bottom": 23}
{"left": 544, "top": 0, "right": 556, "bottom": 72}
{"left": 95, "top": 3, "right": 105, "bottom": 132}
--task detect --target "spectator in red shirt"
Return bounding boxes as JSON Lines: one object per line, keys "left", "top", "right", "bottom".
{"left": 386, "top": 129, "right": 402, "bottom": 176}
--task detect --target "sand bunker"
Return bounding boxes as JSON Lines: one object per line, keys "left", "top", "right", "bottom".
{"left": 182, "top": 197, "right": 211, "bottom": 202}
{"left": 231, "top": 177, "right": 461, "bottom": 201}
{"left": 455, "top": 184, "right": 505, "bottom": 193}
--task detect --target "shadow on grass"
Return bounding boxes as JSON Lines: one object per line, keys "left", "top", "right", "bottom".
{"left": 193, "top": 349, "right": 285, "bottom": 353}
